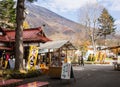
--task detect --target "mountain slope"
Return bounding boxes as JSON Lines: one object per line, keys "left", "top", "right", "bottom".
{"left": 25, "top": 3, "right": 85, "bottom": 40}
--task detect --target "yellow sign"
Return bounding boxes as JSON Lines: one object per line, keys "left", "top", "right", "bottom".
{"left": 27, "top": 46, "right": 38, "bottom": 70}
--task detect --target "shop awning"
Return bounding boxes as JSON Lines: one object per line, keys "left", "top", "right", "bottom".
{"left": 101, "top": 45, "right": 120, "bottom": 50}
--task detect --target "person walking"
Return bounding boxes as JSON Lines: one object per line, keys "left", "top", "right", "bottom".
{"left": 78, "top": 54, "right": 81, "bottom": 65}
{"left": 80, "top": 53, "right": 84, "bottom": 66}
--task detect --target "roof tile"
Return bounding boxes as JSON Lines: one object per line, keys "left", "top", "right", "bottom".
{"left": 0, "top": 27, "right": 51, "bottom": 43}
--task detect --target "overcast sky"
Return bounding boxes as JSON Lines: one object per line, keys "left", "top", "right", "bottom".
{"left": 34, "top": 0, "right": 120, "bottom": 31}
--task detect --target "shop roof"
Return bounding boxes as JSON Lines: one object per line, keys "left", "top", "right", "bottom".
{"left": 0, "top": 27, "right": 51, "bottom": 43}
{"left": 39, "top": 40, "right": 77, "bottom": 50}
{"left": 101, "top": 45, "right": 120, "bottom": 50}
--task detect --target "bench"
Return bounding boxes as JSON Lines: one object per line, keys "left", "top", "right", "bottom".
{"left": 17, "top": 81, "right": 49, "bottom": 87}
{"left": 0, "top": 79, "right": 22, "bottom": 86}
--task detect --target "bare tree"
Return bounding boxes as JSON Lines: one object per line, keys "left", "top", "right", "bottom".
{"left": 78, "top": 3, "right": 103, "bottom": 53}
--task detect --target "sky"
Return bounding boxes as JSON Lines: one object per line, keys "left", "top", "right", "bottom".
{"left": 34, "top": 0, "right": 120, "bottom": 31}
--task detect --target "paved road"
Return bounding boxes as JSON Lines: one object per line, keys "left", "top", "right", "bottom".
{"left": 44, "top": 64, "right": 120, "bottom": 87}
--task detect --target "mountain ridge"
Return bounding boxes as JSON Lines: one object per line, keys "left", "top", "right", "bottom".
{"left": 25, "top": 3, "right": 86, "bottom": 41}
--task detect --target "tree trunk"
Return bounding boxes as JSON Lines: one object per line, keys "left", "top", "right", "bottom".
{"left": 104, "top": 35, "right": 107, "bottom": 46}
{"left": 15, "top": 0, "right": 25, "bottom": 70}
{"left": 92, "top": 22, "right": 97, "bottom": 54}
{"left": 91, "top": 33, "right": 96, "bottom": 53}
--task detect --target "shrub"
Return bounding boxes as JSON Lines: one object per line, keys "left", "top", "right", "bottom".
{"left": 87, "top": 54, "right": 96, "bottom": 61}
{"left": 2, "top": 69, "right": 42, "bottom": 79}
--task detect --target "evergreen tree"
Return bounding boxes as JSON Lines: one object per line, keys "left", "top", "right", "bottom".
{"left": 97, "top": 8, "right": 116, "bottom": 39}
{"left": 0, "top": 0, "right": 16, "bottom": 28}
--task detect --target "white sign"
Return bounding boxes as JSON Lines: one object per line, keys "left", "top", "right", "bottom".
{"left": 61, "top": 63, "right": 71, "bottom": 79}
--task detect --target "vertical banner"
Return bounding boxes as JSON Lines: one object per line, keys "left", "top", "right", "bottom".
{"left": 4, "top": 61, "right": 8, "bottom": 69}
{"left": 27, "top": 46, "right": 38, "bottom": 70}
{"left": 61, "top": 63, "right": 71, "bottom": 79}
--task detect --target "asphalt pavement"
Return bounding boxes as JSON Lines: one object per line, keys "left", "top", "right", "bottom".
{"left": 42, "top": 64, "right": 120, "bottom": 87}
{"left": 13, "top": 64, "right": 120, "bottom": 87}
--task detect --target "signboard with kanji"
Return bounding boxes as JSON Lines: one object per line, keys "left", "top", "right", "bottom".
{"left": 61, "top": 63, "right": 72, "bottom": 79}
{"left": 27, "top": 45, "right": 38, "bottom": 70}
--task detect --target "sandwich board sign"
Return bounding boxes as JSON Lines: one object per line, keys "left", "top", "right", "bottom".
{"left": 61, "top": 63, "right": 74, "bottom": 79}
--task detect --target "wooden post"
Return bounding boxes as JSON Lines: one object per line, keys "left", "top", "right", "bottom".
{"left": 48, "top": 49, "right": 51, "bottom": 66}
{"left": 65, "top": 45, "right": 68, "bottom": 63}
{"left": 58, "top": 48, "right": 61, "bottom": 66}
{"left": 116, "top": 48, "right": 118, "bottom": 58}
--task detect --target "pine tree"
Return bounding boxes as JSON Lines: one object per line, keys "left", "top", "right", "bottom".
{"left": 0, "top": 0, "right": 16, "bottom": 28}
{"left": 97, "top": 8, "right": 116, "bottom": 39}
